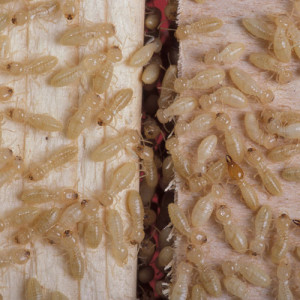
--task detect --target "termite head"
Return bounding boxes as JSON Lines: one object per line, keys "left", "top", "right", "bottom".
{"left": 174, "top": 77, "right": 188, "bottom": 93}
{"left": 11, "top": 11, "right": 28, "bottom": 26}
{"left": 190, "top": 229, "right": 207, "bottom": 246}
{"left": 277, "top": 213, "right": 291, "bottom": 229}
{"left": 81, "top": 199, "right": 100, "bottom": 215}
{"left": 99, "top": 191, "right": 113, "bottom": 206}
{"left": 6, "top": 108, "right": 25, "bottom": 121}
{"left": 127, "top": 129, "right": 140, "bottom": 143}
{"left": 277, "top": 258, "right": 291, "bottom": 281}
{"left": 14, "top": 249, "right": 31, "bottom": 264}
{"left": 204, "top": 49, "right": 218, "bottom": 65}
{"left": 278, "top": 70, "right": 292, "bottom": 84}
{"left": 215, "top": 205, "right": 231, "bottom": 224}
{"left": 62, "top": 189, "right": 78, "bottom": 201}
{"left": 266, "top": 117, "right": 280, "bottom": 134}
{"left": 175, "top": 26, "right": 189, "bottom": 40}
{"left": 156, "top": 108, "right": 170, "bottom": 124}
{"left": 134, "top": 145, "right": 154, "bottom": 160}
{"left": 4, "top": 61, "right": 24, "bottom": 75}
{"left": 97, "top": 111, "right": 113, "bottom": 126}
{"left": 15, "top": 227, "right": 33, "bottom": 244}
{"left": 211, "top": 184, "right": 224, "bottom": 198}
{"left": 107, "top": 46, "right": 122, "bottom": 63}
{"left": 260, "top": 109, "right": 274, "bottom": 123}
{"left": 165, "top": 137, "right": 178, "bottom": 151}
{"left": 186, "top": 244, "right": 204, "bottom": 265}
{"left": 226, "top": 155, "right": 244, "bottom": 180}
{"left": 130, "top": 230, "right": 145, "bottom": 245}
{"left": 199, "top": 94, "right": 213, "bottom": 110}
{"left": 261, "top": 90, "right": 274, "bottom": 104}
{"left": 249, "top": 240, "right": 265, "bottom": 256}
{"left": 215, "top": 112, "right": 231, "bottom": 129}
{"left": 246, "top": 147, "right": 263, "bottom": 165}
{"left": 221, "top": 261, "right": 238, "bottom": 276}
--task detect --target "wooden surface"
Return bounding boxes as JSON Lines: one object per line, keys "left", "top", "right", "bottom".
{"left": 0, "top": 1, "right": 144, "bottom": 299}
{"left": 176, "top": 0, "right": 300, "bottom": 299}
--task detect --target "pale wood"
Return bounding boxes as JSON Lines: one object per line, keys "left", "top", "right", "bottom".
{"left": 0, "top": 0, "right": 144, "bottom": 299}
{"left": 175, "top": 0, "right": 300, "bottom": 299}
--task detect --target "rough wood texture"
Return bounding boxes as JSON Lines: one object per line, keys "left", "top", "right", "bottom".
{"left": 0, "top": 1, "right": 144, "bottom": 299}
{"left": 176, "top": 0, "right": 300, "bottom": 299}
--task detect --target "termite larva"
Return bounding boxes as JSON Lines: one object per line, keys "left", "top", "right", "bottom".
{"left": 0, "top": 155, "right": 24, "bottom": 187}
{"left": 249, "top": 205, "right": 272, "bottom": 256}
{"left": 175, "top": 17, "right": 223, "bottom": 40}
{"left": 170, "top": 261, "right": 193, "bottom": 300}
{"left": 106, "top": 209, "right": 128, "bottom": 266}
{"left": 267, "top": 143, "right": 300, "bottom": 162}
{"left": 0, "top": 248, "right": 31, "bottom": 267}
{"left": 99, "top": 162, "right": 136, "bottom": 206}
{"left": 25, "top": 278, "right": 43, "bottom": 300}
{"left": 62, "top": 0, "right": 77, "bottom": 21}
{"left": 242, "top": 18, "right": 275, "bottom": 41}
{"left": 66, "top": 93, "right": 102, "bottom": 139}
{"left": 223, "top": 275, "right": 248, "bottom": 299}
{"left": 226, "top": 155, "right": 259, "bottom": 211}
{"left": 168, "top": 203, "right": 207, "bottom": 246}
{"left": 191, "top": 185, "right": 222, "bottom": 227}
{"left": 174, "top": 68, "right": 225, "bottom": 93}
{"left": 249, "top": 53, "right": 292, "bottom": 84}
{"left": 7, "top": 108, "right": 63, "bottom": 132}
{"left": 266, "top": 118, "right": 300, "bottom": 140}
{"left": 0, "top": 35, "right": 9, "bottom": 58}
{"left": 204, "top": 42, "right": 245, "bottom": 65}
{"left": 229, "top": 67, "right": 274, "bottom": 104}
{"left": 281, "top": 167, "right": 300, "bottom": 182}
{"left": 261, "top": 109, "right": 300, "bottom": 124}
{"left": 156, "top": 96, "right": 198, "bottom": 124}
{"left": 50, "top": 291, "right": 69, "bottom": 300}
{"left": 191, "top": 284, "right": 207, "bottom": 300}
{"left": 143, "top": 116, "right": 161, "bottom": 140}
{"left": 246, "top": 147, "right": 282, "bottom": 196}
{"left": 97, "top": 88, "right": 133, "bottom": 126}
{"left": 215, "top": 205, "right": 248, "bottom": 253}
{"left": 127, "top": 190, "right": 145, "bottom": 244}
{"left": 0, "top": 86, "right": 13, "bottom": 101}
{"left": 277, "top": 259, "right": 294, "bottom": 300}
{"left": 27, "top": 144, "right": 78, "bottom": 181}
{"left": 199, "top": 86, "right": 248, "bottom": 110}
{"left": 271, "top": 214, "right": 290, "bottom": 264}
{"left": 244, "top": 112, "right": 277, "bottom": 149}
{"left": 197, "top": 135, "right": 218, "bottom": 170}
{"left": 215, "top": 112, "right": 245, "bottom": 163}
{"left": 84, "top": 217, "right": 103, "bottom": 249}
{"left": 60, "top": 23, "right": 115, "bottom": 46}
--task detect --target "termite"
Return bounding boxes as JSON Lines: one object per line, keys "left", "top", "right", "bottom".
{"left": 156, "top": 96, "right": 198, "bottom": 124}
{"left": 277, "top": 258, "right": 294, "bottom": 300}
{"left": 25, "top": 278, "right": 43, "bottom": 300}
{"left": 281, "top": 167, "right": 300, "bottom": 182}
{"left": 0, "top": 13, "right": 10, "bottom": 32}
{"left": 156, "top": 246, "right": 173, "bottom": 271}
{"left": 186, "top": 245, "right": 222, "bottom": 297}
{"left": 204, "top": 42, "right": 245, "bottom": 65}
{"left": 168, "top": 203, "right": 207, "bottom": 246}
{"left": 60, "top": 23, "right": 115, "bottom": 46}
{"left": 83, "top": 217, "right": 103, "bottom": 249}
{"left": 0, "top": 147, "right": 13, "bottom": 169}
{"left": 66, "top": 93, "right": 102, "bottom": 139}
{"left": 175, "top": 17, "right": 223, "bottom": 40}
{"left": 143, "top": 116, "right": 161, "bottom": 140}
{"left": 160, "top": 156, "right": 174, "bottom": 190}
{"left": 62, "top": 0, "right": 77, "bottom": 21}
{"left": 99, "top": 162, "right": 136, "bottom": 206}
{"left": 215, "top": 205, "right": 248, "bottom": 253}
{"left": 229, "top": 67, "right": 274, "bottom": 104}
{"left": 142, "top": 55, "right": 161, "bottom": 85}
{"left": 174, "top": 68, "right": 225, "bottom": 93}
{"left": 0, "top": 248, "right": 31, "bottom": 267}
{"left": 197, "top": 135, "right": 218, "bottom": 171}
{"left": 0, "top": 155, "right": 24, "bottom": 187}
{"left": 191, "top": 284, "right": 207, "bottom": 300}
{"left": 215, "top": 112, "right": 245, "bottom": 163}
{"left": 170, "top": 261, "right": 193, "bottom": 300}
{"left": 246, "top": 147, "right": 282, "bottom": 196}
{"left": 106, "top": 209, "right": 128, "bottom": 266}
{"left": 93, "top": 46, "right": 122, "bottom": 94}
{"left": 223, "top": 275, "right": 248, "bottom": 299}
{"left": 97, "top": 88, "right": 133, "bottom": 126}
{"left": 0, "top": 85, "right": 13, "bottom": 101}
{"left": 271, "top": 213, "right": 290, "bottom": 264}
{"left": 226, "top": 155, "right": 259, "bottom": 211}
{"left": 174, "top": 112, "right": 215, "bottom": 136}
{"left": 145, "top": 7, "right": 161, "bottom": 30}
{"left": 50, "top": 291, "right": 69, "bottom": 300}
{"left": 191, "top": 185, "right": 223, "bottom": 227}
{"left": 128, "top": 38, "right": 162, "bottom": 67}
{"left": 249, "top": 205, "right": 272, "bottom": 256}
{"left": 249, "top": 53, "right": 292, "bottom": 84}
{"left": 127, "top": 190, "right": 144, "bottom": 244}
{"left": 244, "top": 112, "right": 277, "bottom": 149}
{"left": 267, "top": 143, "right": 300, "bottom": 162}
{"left": 266, "top": 118, "right": 300, "bottom": 139}
{"left": 0, "top": 35, "right": 9, "bottom": 58}
{"left": 242, "top": 18, "right": 275, "bottom": 41}
{"left": 261, "top": 109, "right": 300, "bottom": 124}
{"left": 27, "top": 144, "right": 78, "bottom": 181}
{"left": 199, "top": 86, "right": 248, "bottom": 110}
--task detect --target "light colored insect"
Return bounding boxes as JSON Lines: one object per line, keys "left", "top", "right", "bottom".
{"left": 174, "top": 112, "right": 215, "bottom": 135}
{"left": 0, "top": 35, "right": 9, "bottom": 58}
{"left": 249, "top": 53, "right": 292, "bottom": 84}
{"left": 99, "top": 162, "right": 136, "bottom": 206}
{"left": 62, "top": 0, "right": 77, "bottom": 21}
{"left": 277, "top": 259, "right": 294, "bottom": 300}
{"left": 249, "top": 205, "right": 272, "bottom": 256}
{"left": 215, "top": 205, "right": 248, "bottom": 253}
{"left": 199, "top": 86, "right": 248, "bottom": 110}
{"left": 97, "top": 88, "right": 133, "bottom": 126}
{"left": 143, "top": 116, "right": 161, "bottom": 140}
{"left": 83, "top": 217, "right": 103, "bottom": 249}
{"left": 281, "top": 167, "right": 300, "bottom": 182}
{"left": 223, "top": 275, "right": 248, "bottom": 299}
{"left": 246, "top": 147, "right": 282, "bottom": 196}
{"left": 66, "top": 93, "right": 102, "bottom": 139}
{"left": 27, "top": 144, "right": 78, "bottom": 181}
{"left": 226, "top": 155, "right": 259, "bottom": 211}
{"left": 168, "top": 203, "right": 207, "bottom": 246}
{"left": 271, "top": 214, "right": 290, "bottom": 264}
{"left": 156, "top": 96, "right": 198, "bottom": 124}
{"left": 126, "top": 190, "right": 144, "bottom": 244}
{"left": 106, "top": 209, "right": 128, "bottom": 266}
{"left": 204, "top": 43, "right": 245, "bottom": 65}
{"left": 242, "top": 18, "right": 275, "bottom": 41}
{"left": 7, "top": 108, "right": 63, "bottom": 132}
{"left": 174, "top": 68, "right": 225, "bottom": 93}
{"left": 175, "top": 17, "right": 223, "bottom": 40}
{"left": 0, "top": 155, "right": 24, "bottom": 187}
{"left": 93, "top": 47, "right": 123, "bottom": 94}
{"left": 25, "top": 277, "right": 43, "bottom": 300}
{"left": 216, "top": 112, "right": 245, "bottom": 163}
{"left": 142, "top": 62, "right": 161, "bottom": 85}
{"left": 0, "top": 86, "right": 13, "bottom": 101}
{"left": 0, "top": 13, "right": 10, "bottom": 32}
{"left": 191, "top": 185, "right": 222, "bottom": 227}
{"left": 50, "top": 291, "right": 69, "bottom": 300}
{"left": 0, "top": 147, "right": 13, "bottom": 169}
{"left": 266, "top": 118, "right": 300, "bottom": 139}
{"left": 145, "top": 7, "right": 161, "bottom": 30}
{"left": 0, "top": 248, "right": 31, "bottom": 267}
{"left": 244, "top": 112, "right": 277, "bottom": 149}
{"left": 229, "top": 67, "right": 274, "bottom": 104}
{"left": 186, "top": 246, "right": 222, "bottom": 297}
{"left": 60, "top": 22, "right": 115, "bottom": 46}
{"left": 128, "top": 38, "right": 162, "bottom": 67}
{"left": 191, "top": 284, "right": 207, "bottom": 300}
{"left": 261, "top": 109, "right": 300, "bottom": 124}
{"left": 267, "top": 143, "right": 300, "bottom": 162}
{"left": 90, "top": 130, "right": 139, "bottom": 162}
{"left": 197, "top": 135, "right": 218, "bottom": 171}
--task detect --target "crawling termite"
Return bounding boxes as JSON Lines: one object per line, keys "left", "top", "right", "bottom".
{"left": 196, "top": 135, "right": 218, "bottom": 171}
{"left": 0, "top": 85, "right": 13, "bottom": 101}
{"left": 267, "top": 143, "right": 300, "bottom": 162}
{"left": 281, "top": 167, "right": 300, "bottom": 182}
{"left": 242, "top": 18, "right": 275, "bottom": 41}
{"left": 261, "top": 109, "right": 300, "bottom": 124}
{"left": 266, "top": 118, "right": 300, "bottom": 140}
{"left": 25, "top": 277, "right": 43, "bottom": 300}
{"left": 277, "top": 258, "right": 294, "bottom": 300}
{"left": 0, "top": 247, "right": 31, "bottom": 268}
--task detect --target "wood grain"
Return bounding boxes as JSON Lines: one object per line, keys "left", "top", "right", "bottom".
{"left": 0, "top": 0, "right": 144, "bottom": 299}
